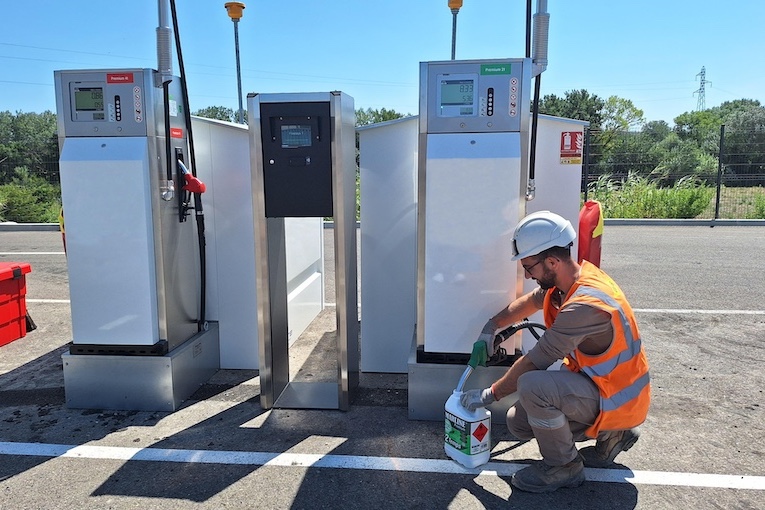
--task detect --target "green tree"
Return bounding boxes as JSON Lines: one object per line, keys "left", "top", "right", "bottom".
{"left": 642, "top": 120, "right": 671, "bottom": 142}
{"left": 722, "top": 105, "right": 765, "bottom": 183}
{"left": 537, "top": 89, "right": 605, "bottom": 129}
{"left": 192, "top": 106, "right": 242, "bottom": 123}
{"left": 650, "top": 133, "right": 718, "bottom": 182}
{"left": 355, "top": 107, "right": 408, "bottom": 127}
{"left": 601, "top": 96, "right": 645, "bottom": 132}
{"left": 0, "top": 110, "right": 58, "bottom": 184}
{"left": 673, "top": 109, "right": 721, "bottom": 147}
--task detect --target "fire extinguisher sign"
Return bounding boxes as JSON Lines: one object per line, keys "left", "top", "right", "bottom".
{"left": 560, "top": 131, "right": 583, "bottom": 164}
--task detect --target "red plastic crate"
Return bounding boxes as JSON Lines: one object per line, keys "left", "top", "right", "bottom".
{"left": 0, "top": 262, "right": 32, "bottom": 346}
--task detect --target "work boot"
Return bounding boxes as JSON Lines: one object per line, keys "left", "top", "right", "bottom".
{"left": 510, "top": 455, "right": 585, "bottom": 493}
{"left": 580, "top": 427, "right": 640, "bottom": 468}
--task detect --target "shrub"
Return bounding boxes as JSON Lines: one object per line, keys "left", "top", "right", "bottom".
{"left": 588, "top": 172, "right": 714, "bottom": 219}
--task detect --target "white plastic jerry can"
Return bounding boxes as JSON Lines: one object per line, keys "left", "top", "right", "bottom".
{"left": 444, "top": 390, "right": 491, "bottom": 468}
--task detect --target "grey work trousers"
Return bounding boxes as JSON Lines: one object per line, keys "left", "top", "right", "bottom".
{"left": 506, "top": 368, "right": 600, "bottom": 466}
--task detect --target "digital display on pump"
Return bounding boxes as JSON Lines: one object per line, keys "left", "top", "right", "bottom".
{"left": 281, "top": 124, "right": 312, "bottom": 148}
{"left": 74, "top": 87, "right": 104, "bottom": 111}
{"left": 440, "top": 79, "right": 474, "bottom": 106}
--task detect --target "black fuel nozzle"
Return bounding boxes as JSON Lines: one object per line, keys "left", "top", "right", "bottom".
{"left": 487, "top": 320, "right": 547, "bottom": 366}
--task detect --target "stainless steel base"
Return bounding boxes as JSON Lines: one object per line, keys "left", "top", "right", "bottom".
{"left": 407, "top": 333, "right": 519, "bottom": 424}
{"left": 62, "top": 322, "right": 220, "bottom": 412}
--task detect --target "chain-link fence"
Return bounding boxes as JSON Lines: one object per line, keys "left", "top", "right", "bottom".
{"left": 581, "top": 125, "right": 765, "bottom": 219}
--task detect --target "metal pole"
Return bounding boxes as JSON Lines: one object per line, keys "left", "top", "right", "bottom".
{"left": 714, "top": 124, "right": 725, "bottom": 221}
{"left": 233, "top": 19, "right": 244, "bottom": 123}
{"left": 583, "top": 128, "right": 591, "bottom": 202}
{"left": 450, "top": 10, "right": 458, "bottom": 59}
{"left": 224, "top": 2, "right": 246, "bottom": 123}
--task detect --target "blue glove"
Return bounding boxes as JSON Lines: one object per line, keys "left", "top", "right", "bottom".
{"left": 478, "top": 319, "right": 498, "bottom": 357}
{"left": 460, "top": 387, "right": 495, "bottom": 411}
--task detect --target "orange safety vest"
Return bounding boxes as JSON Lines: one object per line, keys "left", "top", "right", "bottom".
{"left": 542, "top": 261, "right": 650, "bottom": 438}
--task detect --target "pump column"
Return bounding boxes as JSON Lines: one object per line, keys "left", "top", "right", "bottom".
{"left": 248, "top": 92, "right": 359, "bottom": 411}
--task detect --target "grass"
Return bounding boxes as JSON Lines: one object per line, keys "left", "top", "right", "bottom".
{"left": 697, "top": 185, "right": 765, "bottom": 219}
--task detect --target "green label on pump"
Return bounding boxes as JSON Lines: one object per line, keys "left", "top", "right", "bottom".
{"left": 481, "top": 64, "right": 511, "bottom": 75}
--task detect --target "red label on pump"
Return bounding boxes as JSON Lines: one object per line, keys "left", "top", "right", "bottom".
{"left": 170, "top": 128, "right": 184, "bottom": 139}
{"left": 107, "top": 73, "right": 134, "bottom": 84}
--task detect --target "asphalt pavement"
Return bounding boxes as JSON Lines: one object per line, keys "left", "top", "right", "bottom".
{"left": 0, "top": 225, "right": 763, "bottom": 509}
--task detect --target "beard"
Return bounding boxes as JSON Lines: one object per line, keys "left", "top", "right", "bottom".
{"left": 535, "top": 266, "right": 557, "bottom": 290}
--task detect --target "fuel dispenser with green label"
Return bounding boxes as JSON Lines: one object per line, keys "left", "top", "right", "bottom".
{"left": 408, "top": 58, "right": 532, "bottom": 420}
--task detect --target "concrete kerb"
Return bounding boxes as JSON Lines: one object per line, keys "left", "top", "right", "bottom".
{"left": 3, "top": 219, "right": 764, "bottom": 233}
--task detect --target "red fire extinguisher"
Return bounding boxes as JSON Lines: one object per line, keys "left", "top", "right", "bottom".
{"left": 578, "top": 200, "right": 603, "bottom": 267}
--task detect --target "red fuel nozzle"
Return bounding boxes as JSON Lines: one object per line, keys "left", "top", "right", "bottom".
{"left": 183, "top": 173, "right": 206, "bottom": 194}
{"left": 177, "top": 159, "right": 206, "bottom": 193}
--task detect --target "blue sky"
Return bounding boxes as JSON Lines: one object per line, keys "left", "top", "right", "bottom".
{"left": 1, "top": 1, "right": 763, "bottom": 125}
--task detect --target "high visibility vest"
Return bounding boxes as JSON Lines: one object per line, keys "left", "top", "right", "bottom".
{"left": 542, "top": 261, "right": 650, "bottom": 438}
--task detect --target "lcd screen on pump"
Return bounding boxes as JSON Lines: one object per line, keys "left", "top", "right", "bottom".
{"left": 281, "top": 125, "right": 312, "bottom": 148}
{"left": 437, "top": 73, "right": 478, "bottom": 117}
{"left": 74, "top": 87, "right": 104, "bottom": 112}
{"left": 441, "top": 80, "right": 474, "bottom": 106}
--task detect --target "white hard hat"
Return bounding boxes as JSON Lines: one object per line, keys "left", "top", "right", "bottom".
{"left": 511, "top": 211, "right": 576, "bottom": 260}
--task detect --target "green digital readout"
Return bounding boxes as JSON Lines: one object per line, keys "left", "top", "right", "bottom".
{"left": 74, "top": 87, "right": 104, "bottom": 111}
{"left": 440, "top": 79, "right": 475, "bottom": 106}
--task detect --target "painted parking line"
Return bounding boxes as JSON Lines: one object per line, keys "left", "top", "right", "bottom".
{"left": 1, "top": 441, "right": 763, "bottom": 491}
{"left": 634, "top": 308, "right": 765, "bottom": 315}
{"left": 0, "top": 252, "right": 65, "bottom": 256}
{"left": 22, "top": 299, "right": 765, "bottom": 316}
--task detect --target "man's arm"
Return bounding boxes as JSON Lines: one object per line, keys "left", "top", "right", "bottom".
{"left": 490, "top": 355, "right": 537, "bottom": 400}
{"left": 490, "top": 290, "right": 543, "bottom": 331}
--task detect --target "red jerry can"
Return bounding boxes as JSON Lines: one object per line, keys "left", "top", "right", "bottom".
{"left": 578, "top": 200, "right": 604, "bottom": 267}
{"left": 0, "top": 262, "right": 32, "bottom": 346}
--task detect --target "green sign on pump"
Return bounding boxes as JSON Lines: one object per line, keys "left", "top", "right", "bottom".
{"left": 480, "top": 64, "right": 511, "bottom": 75}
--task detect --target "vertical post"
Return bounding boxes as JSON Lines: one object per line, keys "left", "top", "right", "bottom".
{"left": 233, "top": 20, "right": 244, "bottom": 123}
{"left": 583, "top": 128, "right": 591, "bottom": 202}
{"left": 714, "top": 124, "right": 725, "bottom": 221}
{"left": 448, "top": 1, "right": 463, "bottom": 60}
{"left": 224, "top": 2, "right": 246, "bottom": 123}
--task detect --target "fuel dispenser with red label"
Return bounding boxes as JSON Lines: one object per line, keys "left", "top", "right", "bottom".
{"left": 55, "top": 68, "right": 219, "bottom": 411}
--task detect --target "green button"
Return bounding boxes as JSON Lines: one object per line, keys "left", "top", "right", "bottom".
{"left": 481, "top": 64, "right": 511, "bottom": 75}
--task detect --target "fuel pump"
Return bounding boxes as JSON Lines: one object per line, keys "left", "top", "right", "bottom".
{"left": 55, "top": 0, "right": 218, "bottom": 412}
{"left": 408, "top": 0, "right": 553, "bottom": 422}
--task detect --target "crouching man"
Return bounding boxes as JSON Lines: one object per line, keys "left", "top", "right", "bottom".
{"left": 461, "top": 211, "right": 650, "bottom": 493}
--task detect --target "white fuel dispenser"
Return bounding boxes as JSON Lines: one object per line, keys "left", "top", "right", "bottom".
{"left": 417, "top": 58, "right": 532, "bottom": 360}
{"left": 55, "top": 68, "right": 219, "bottom": 411}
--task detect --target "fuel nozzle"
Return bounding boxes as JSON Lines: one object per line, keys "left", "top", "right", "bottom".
{"left": 177, "top": 160, "right": 206, "bottom": 194}
{"left": 468, "top": 340, "right": 489, "bottom": 369}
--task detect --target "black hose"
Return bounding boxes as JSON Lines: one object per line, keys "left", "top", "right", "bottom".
{"left": 529, "top": 74, "right": 542, "bottom": 183}
{"left": 162, "top": 81, "right": 173, "bottom": 182}
{"left": 169, "top": 0, "right": 206, "bottom": 331}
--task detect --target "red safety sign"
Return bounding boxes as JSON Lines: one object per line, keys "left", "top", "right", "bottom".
{"left": 560, "top": 131, "right": 583, "bottom": 164}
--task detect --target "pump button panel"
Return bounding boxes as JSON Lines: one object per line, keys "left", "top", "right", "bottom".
{"left": 423, "top": 59, "right": 528, "bottom": 133}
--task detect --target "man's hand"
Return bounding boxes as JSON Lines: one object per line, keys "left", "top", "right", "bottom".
{"left": 460, "top": 387, "right": 495, "bottom": 411}
{"left": 478, "top": 319, "right": 498, "bottom": 357}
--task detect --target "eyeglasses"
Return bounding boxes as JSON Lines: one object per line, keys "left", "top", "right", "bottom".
{"left": 522, "top": 259, "right": 542, "bottom": 275}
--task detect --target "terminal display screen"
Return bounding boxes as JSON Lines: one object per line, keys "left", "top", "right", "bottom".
{"left": 74, "top": 87, "right": 104, "bottom": 111}
{"left": 281, "top": 125, "right": 312, "bottom": 148}
{"left": 440, "top": 79, "right": 475, "bottom": 106}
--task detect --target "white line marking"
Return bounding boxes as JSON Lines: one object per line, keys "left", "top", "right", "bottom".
{"left": 21, "top": 299, "right": 765, "bottom": 316}
{"left": 634, "top": 308, "right": 765, "bottom": 315}
{"left": 0, "top": 252, "right": 65, "bottom": 256}
{"left": 1, "top": 441, "right": 763, "bottom": 491}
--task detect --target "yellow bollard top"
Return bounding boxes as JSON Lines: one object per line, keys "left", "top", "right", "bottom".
{"left": 224, "top": 2, "right": 246, "bottom": 20}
